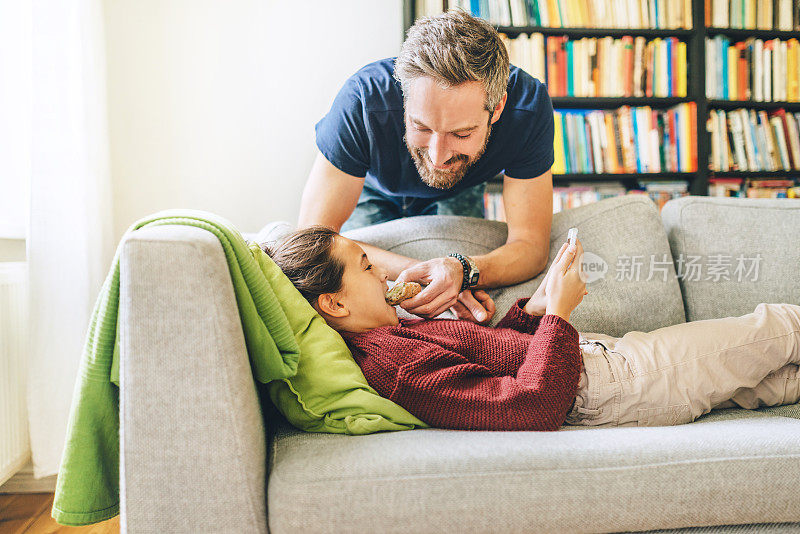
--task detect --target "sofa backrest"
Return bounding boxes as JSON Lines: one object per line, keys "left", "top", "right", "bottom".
{"left": 661, "top": 196, "right": 800, "bottom": 322}
{"left": 343, "top": 195, "right": 686, "bottom": 337}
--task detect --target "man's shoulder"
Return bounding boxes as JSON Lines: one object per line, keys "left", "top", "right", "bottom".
{"left": 505, "top": 65, "right": 552, "bottom": 117}
{"left": 347, "top": 58, "right": 404, "bottom": 112}
{"left": 351, "top": 57, "right": 397, "bottom": 80}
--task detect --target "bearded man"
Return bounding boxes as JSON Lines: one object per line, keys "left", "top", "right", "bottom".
{"left": 298, "top": 10, "right": 555, "bottom": 324}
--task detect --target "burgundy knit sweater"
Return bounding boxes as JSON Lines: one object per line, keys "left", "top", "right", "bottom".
{"left": 341, "top": 297, "right": 583, "bottom": 431}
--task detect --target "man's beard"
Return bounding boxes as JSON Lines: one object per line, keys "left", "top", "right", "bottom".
{"left": 405, "top": 123, "right": 492, "bottom": 190}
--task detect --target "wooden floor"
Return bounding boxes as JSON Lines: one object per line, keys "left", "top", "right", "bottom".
{"left": 0, "top": 493, "right": 119, "bottom": 534}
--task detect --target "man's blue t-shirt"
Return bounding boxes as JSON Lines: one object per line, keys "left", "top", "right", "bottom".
{"left": 315, "top": 58, "right": 554, "bottom": 200}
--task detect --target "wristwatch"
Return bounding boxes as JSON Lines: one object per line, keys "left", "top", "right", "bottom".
{"left": 448, "top": 253, "right": 480, "bottom": 291}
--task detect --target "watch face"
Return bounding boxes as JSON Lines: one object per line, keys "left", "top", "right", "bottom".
{"left": 469, "top": 272, "right": 480, "bottom": 286}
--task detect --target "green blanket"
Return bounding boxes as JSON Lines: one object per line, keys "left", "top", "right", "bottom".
{"left": 52, "top": 211, "right": 302, "bottom": 526}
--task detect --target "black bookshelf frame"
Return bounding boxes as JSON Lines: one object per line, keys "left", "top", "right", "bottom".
{"left": 403, "top": 0, "right": 800, "bottom": 196}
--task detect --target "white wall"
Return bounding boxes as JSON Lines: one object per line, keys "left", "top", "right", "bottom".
{"left": 103, "top": 0, "right": 403, "bottom": 239}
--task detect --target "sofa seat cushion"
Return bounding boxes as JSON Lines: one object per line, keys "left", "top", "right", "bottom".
{"left": 267, "top": 409, "right": 800, "bottom": 533}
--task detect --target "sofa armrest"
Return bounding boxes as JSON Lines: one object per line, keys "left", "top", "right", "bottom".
{"left": 118, "top": 225, "right": 267, "bottom": 534}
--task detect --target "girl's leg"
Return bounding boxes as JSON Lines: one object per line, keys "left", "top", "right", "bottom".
{"left": 714, "top": 363, "right": 800, "bottom": 410}
{"left": 604, "top": 303, "right": 800, "bottom": 426}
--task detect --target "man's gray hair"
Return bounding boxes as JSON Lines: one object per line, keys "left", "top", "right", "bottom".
{"left": 394, "top": 9, "right": 510, "bottom": 113}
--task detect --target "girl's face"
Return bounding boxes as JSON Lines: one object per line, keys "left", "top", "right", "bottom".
{"left": 321, "top": 236, "right": 399, "bottom": 333}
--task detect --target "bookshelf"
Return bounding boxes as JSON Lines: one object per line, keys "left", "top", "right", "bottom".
{"left": 403, "top": 0, "right": 800, "bottom": 204}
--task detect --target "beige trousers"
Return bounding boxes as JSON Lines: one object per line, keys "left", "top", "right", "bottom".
{"left": 565, "top": 303, "right": 800, "bottom": 427}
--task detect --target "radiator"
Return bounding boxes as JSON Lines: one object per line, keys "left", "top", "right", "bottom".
{"left": 0, "top": 262, "right": 30, "bottom": 487}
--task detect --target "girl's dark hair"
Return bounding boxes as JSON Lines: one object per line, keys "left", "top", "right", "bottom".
{"left": 261, "top": 225, "right": 345, "bottom": 304}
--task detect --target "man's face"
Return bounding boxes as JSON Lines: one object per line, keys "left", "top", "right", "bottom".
{"left": 403, "top": 78, "right": 498, "bottom": 190}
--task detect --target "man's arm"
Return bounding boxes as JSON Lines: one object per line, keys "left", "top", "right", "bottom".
{"left": 468, "top": 170, "right": 553, "bottom": 288}
{"left": 391, "top": 170, "right": 552, "bottom": 321}
{"left": 297, "top": 151, "right": 421, "bottom": 278}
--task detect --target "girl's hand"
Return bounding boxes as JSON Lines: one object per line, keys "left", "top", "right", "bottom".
{"left": 545, "top": 238, "right": 587, "bottom": 322}
{"left": 525, "top": 242, "right": 568, "bottom": 315}
{"left": 524, "top": 241, "right": 588, "bottom": 316}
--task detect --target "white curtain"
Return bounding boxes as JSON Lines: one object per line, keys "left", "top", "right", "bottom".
{"left": 27, "top": 0, "right": 114, "bottom": 478}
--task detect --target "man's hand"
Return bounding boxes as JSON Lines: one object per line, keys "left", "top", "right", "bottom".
{"left": 450, "top": 289, "right": 496, "bottom": 324}
{"left": 395, "top": 257, "right": 493, "bottom": 322}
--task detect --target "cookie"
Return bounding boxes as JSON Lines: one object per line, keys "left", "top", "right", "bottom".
{"left": 385, "top": 282, "right": 422, "bottom": 306}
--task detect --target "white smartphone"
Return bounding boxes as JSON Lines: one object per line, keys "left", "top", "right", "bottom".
{"left": 567, "top": 227, "right": 578, "bottom": 247}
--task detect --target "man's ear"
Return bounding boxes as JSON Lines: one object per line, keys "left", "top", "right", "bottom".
{"left": 490, "top": 92, "right": 508, "bottom": 124}
{"left": 315, "top": 293, "right": 350, "bottom": 318}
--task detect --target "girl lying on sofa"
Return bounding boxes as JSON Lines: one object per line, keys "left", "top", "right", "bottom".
{"left": 263, "top": 226, "right": 800, "bottom": 431}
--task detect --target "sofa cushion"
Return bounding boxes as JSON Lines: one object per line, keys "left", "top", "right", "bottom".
{"left": 343, "top": 195, "right": 686, "bottom": 337}
{"left": 267, "top": 409, "right": 800, "bottom": 533}
{"left": 661, "top": 196, "right": 800, "bottom": 321}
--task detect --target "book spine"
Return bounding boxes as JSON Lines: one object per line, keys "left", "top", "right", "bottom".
{"left": 736, "top": 41, "right": 747, "bottom": 100}
{"left": 567, "top": 39, "right": 573, "bottom": 96}
{"left": 569, "top": 113, "right": 579, "bottom": 172}
{"left": 584, "top": 112, "right": 594, "bottom": 172}
{"left": 785, "top": 111, "right": 800, "bottom": 168}
{"left": 720, "top": 110, "right": 730, "bottom": 171}
{"left": 590, "top": 111, "right": 605, "bottom": 173}
{"left": 645, "top": 40, "right": 654, "bottom": 97}
{"left": 789, "top": 38, "right": 799, "bottom": 101}
{"left": 661, "top": 109, "right": 671, "bottom": 171}
{"left": 632, "top": 106, "right": 642, "bottom": 172}
{"left": 774, "top": 108, "right": 796, "bottom": 168}
{"left": 677, "top": 103, "right": 685, "bottom": 171}
{"left": 668, "top": 109, "right": 678, "bottom": 171}
{"left": 770, "top": 110, "right": 785, "bottom": 170}
{"left": 559, "top": 36, "right": 567, "bottom": 97}
{"left": 723, "top": 112, "right": 736, "bottom": 170}
{"left": 730, "top": 111, "right": 749, "bottom": 171}
{"left": 678, "top": 40, "right": 687, "bottom": 96}
{"left": 757, "top": 110, "right": 772, "bottom": 170}
{"left": 765, "top": 41, "right": 772, "bottom": 102}
{"left": 759, "top": 109, "right": 777, "bottom": 170}
{"left": 650, "top": 110, "right": 661, "bottom": 172}
{"left": 606, "top": 112, "right": 619, "bottom": 172}
{"left": 739, "top": 108, "right": 758, "bottom": 169}
{"left": 688, "top": 101, "right": 697, "bottom": 171}
{"left": 754, "top": 38, "right": 763, "bottom": 101}
{"left": 554, "top": 111, "right": 563, "bottom": 174}
{"left": 633, "top": 36, "right": 644, "bottom": 97}
{"left": 753, "top": 108, "right": 768, "bottom": 169}
{"left": 710, "top": 110, "right": 721, "bottom": 171}
{"left": 613, "top": 111, "right": 625, "bottom": 172}
{"left": 624, "top": 36, "right": 634, "bottom": 97}
{"left": 547, "top": 37, "right": 558, "bottom": 95}
{"left": 745, "top": 39, "right": 753, "bottom": 100}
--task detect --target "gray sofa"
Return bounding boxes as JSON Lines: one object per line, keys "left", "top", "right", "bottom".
{"left": 118, "top": 195, "right": 800, "bottom": 534}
